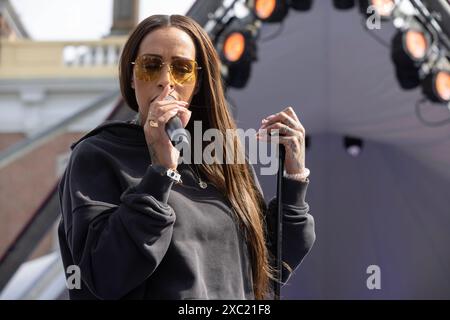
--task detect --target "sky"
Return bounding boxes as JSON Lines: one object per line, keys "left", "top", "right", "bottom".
{"left": 11, "top": 0, "right": 196, "bottom": 40}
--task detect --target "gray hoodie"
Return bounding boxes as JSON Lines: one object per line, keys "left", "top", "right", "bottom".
{"left": 57, "top": 120, "right": 315, "bottom": 300}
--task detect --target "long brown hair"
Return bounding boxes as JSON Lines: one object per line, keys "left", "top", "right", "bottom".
{"left": 119, "top": 15, "right": 273, "bottom": 299}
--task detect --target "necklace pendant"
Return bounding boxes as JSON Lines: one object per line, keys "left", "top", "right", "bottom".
{"left": 199, "top": 180, "right": 208, "bottom": 189}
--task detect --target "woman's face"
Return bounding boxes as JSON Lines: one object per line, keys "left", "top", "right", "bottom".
{"left": 132, "top": 27, "right": 198, "bottom": 123}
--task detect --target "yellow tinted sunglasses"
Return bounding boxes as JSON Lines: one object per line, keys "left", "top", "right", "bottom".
{"left": 131, "top": 54, "right": 201, "bottom": 85}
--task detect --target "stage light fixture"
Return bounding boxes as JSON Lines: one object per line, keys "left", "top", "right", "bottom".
{"left": 333, "top": 0, "right": 355, "bottom": 10}
{"left": 223, "top": 32, "right": 246, "bottom": 62}
{"left": 391, "top": 26, "right": 432, "bottom": 89}
{"left": 392, "top": 28, "right": 431, "bottom": 62}
{"left": 217, "top": 26, "right": 256, "bottom": 66}
{"left": 344, "top": 136, "right": 364, "bottom": 157}
{"left": 392, "top": 64, "right": 421, "bottom": 89}
{"left": 421, "top": 0, "right": 450, "bottom": 40}
{"left": 359, "top": 0, "right": 397, "bottom": 18}
{"left": 253, "top": 0, "right": 289, "bottom": 22}
{"left": 223, "top": 61, "right": 253, "bottom": 89}
{"left": 215, "top": 17, "right": 258, "bottom": 88}
{"left": 401, "top": 29, "right": 431, "bottom": 62}
{"left": 290, "top": 0, "right": 313, "bottom": 11}
{"left": 422, "top": 68, "right": 450, "bottom": 103}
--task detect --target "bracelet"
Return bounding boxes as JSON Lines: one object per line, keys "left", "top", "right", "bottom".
{"left": 152, "top": 164, "right": 183, "bottom": 184}
{"left": 283, "top": 168, "right": 310, "bottom": 182}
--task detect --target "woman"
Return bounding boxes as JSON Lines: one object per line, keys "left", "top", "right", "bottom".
{"left": 58, "top": 14, "right": 315, "bottom": 300}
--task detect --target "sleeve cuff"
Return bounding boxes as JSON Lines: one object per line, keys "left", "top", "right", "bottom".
{"left": 134, "top": 165, "right": 175, "bottom": 204}
{"left": 281, "top": 176, "right": 309, "bottom": 207}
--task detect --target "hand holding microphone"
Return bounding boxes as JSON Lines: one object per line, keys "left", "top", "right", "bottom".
{"left": 163, "top": 95, "right": 190, "bottom": 148}
{"left": 143, "top": 85, "right": 192, "bottom": 170}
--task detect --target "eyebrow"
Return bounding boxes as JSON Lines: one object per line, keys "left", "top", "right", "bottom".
{"left": 143, "top": 53, "right": 194, "bottom": 60}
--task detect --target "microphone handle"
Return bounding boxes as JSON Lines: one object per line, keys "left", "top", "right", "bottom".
{"left": 163, "top": 95, "right": 189, "bottom": 147}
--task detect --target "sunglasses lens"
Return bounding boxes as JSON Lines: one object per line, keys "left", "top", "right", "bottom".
{"left": 171, "top": 59, "right": 197, "bottom": 84}
{"left": 135, "top": 55, "right": 162, "bottom": 82}
{"left": 134, "top": 55, "right": 198, "bottom": 85}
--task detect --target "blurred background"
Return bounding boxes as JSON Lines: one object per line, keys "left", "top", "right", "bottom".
{"left": 0, "top": 0, "right": 449, "bottom": 300}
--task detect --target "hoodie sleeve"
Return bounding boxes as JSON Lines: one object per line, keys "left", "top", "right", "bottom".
{"left": 249, "top": 164, "right": 316, "bottom": 284}
{"left": 59, "top": 139, "right": 176, "bottom": 299}
{"left": 266, "top": 177, "right": 316, "bottom": 284}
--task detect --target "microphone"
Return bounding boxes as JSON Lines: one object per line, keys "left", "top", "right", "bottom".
{"left": 164, "top": 95, "right": 190, "bottom": 148}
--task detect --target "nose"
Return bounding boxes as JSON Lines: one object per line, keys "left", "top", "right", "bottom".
{"left": 157, "top": 64, "right": 175, "bottom": 90}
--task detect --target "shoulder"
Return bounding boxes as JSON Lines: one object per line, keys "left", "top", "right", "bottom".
{"left": 70, "top": 119, "right": 144, "bottom": 151}
{"left": 61, "top": 122, "right": 141, "bottom": 199}
{"left": 67, "top": 119, "right": 145, "bottom": 173}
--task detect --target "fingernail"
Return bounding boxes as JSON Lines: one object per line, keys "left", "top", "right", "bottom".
{"left": 262, "top": 119, "right": 268, "bottom": 123}
{"left": 265, "top": 115, "right": 275, "bottom": 120}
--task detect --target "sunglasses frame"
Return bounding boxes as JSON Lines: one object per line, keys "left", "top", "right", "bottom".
{"left": 131, "top": 54, "right": 202, "bottom": 85}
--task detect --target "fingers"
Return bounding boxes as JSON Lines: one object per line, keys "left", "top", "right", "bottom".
{"left": 257, "top": 127, "right": 304, "bottom": 145}
{"left": 283, "top": 106, "right": 300, "bottom": 124}
{"left": 260, "top": 107, "right": 305, "bottom": 134}
{"left": 156, "top": 107, "right": 191, "bottom": 127}
{"left": 261, "top": 111, "right": 299, "bottom": 131}
{"left": 155, "top": 100, "right": 189, "bottom": 107}
{"left": 256, "top": 132, "right": 303, "bottom": 151}
{"left": 158, "top": 107, "right": 192, "bottom": 128}
{"left": 257, "top": 115, "right": 305, "bottom": 150}
{"left": 151, "top": 102, "right": 188, "bottom": 116}
{"left": 259, "top": 122, "right": 297, "bottom": 137}
{"left": 157, "top": 109, "right": 179, "bottom": 125}
{"left": 257, "top": 106, "right": 306, "bottom": 174}
{"left": 148, "top": 100, "right": 189, "bottom": 126}
{"left": 148, "top": 85, "right": 193, "bottom": 121}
